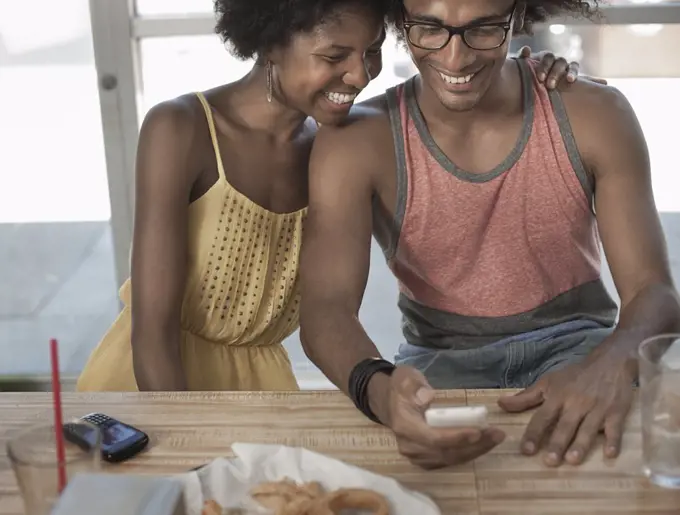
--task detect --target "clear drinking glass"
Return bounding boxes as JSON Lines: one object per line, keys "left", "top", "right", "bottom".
{"left": 6, "top": 420, "right": 102, "bottom": 515}
{"left": 639, "top": 334, "right": 680, "bottom": 489}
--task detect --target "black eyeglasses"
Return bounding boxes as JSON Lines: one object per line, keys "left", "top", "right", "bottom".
{"left": 402, "top": 2, "right": 517, "bottom": 51}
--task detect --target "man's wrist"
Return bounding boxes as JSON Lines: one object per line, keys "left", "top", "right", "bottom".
{"left": 347, "top": 358, "right": 395, "bottom": 425}
{"left": 367, "top": 371, "right": 392, "bottom": 426}
{"left": 586, "top": 330, "right": 640, "bottom": 382}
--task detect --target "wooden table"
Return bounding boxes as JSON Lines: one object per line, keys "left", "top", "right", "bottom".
{"left": 1, "top": 390, "right": 679, "bottom": 514}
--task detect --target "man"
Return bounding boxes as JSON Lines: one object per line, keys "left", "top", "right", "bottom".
{"left": 299, "top": 0, "right": 680, "bottom": 470}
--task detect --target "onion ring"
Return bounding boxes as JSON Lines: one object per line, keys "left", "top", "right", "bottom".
{"left": 298, "top": 481, "right": 324, "bottom": 499}
{"left": 251, "top": 479, "right": 300, "bottom": 499}
{"left": 201, "top": 499, "right": 223, "bottom": 515}
{"left": 207, "top": 479, "right": 393, "bottom": 515}
{"left": 280, "top": 496, "right": 319, "bottom": 515}
{"left": 317, "top": 488, "right": 390, "bottom": 515}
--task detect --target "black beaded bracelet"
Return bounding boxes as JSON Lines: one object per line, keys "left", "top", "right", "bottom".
{"left": 348, "top": 357, "right": 396, "bottom": 424}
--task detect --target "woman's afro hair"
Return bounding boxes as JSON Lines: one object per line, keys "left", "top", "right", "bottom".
{"left": 214, "top": 0, "right": 392, "bottom": 60}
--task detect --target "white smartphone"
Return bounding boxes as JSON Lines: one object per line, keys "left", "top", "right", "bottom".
{"left": 424, "top": 405, "right": 488, "bottom": 428}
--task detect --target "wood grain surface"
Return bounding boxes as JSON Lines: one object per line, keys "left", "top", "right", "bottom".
{"left": 1, "top": 390, "right": 678, "bottom": 514}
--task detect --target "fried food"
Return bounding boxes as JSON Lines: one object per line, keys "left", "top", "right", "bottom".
{"left": 251, "top": 479, "right": 390, "bottom": 515}
{"left": 202, "top": 499, "right": 248, "bottom": 514}
{"left": 203, "top": 478, "right": 391, "bottom": 515}
{"left": 320, "top": 488, "right": 390, "bottom": 515}
{"left": 279, "top": 496, "right": 316, "bottom": 515}
{"left": 298, "top": 481, "right": 324, "bottom": 499}
{"left": 251, "top": 478, "right": 300, "bottom": 504}
{"left": 202, "top": 499, "right": 223, "bottom": 515}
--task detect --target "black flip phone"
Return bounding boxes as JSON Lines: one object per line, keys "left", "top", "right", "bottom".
{"left": 63, "top": 412, "right": 149, "bottom": 463}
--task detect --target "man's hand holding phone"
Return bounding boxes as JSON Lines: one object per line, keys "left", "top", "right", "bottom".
{"left": 368, "top": 366, "right": 506, "bottom": 470}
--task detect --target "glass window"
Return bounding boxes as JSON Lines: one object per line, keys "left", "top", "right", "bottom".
{"left": 135, "top": 0, "right": 213, "bottom": 16}
{"left": 139, "top": 35, "right": 249, "bottom": 112}
{"left": 0, "top": 1, "right": 118, "bottom": 383}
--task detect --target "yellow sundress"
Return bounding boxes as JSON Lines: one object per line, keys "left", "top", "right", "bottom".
{"left": 76, "top": 92, "right": 304, "bottom": 391}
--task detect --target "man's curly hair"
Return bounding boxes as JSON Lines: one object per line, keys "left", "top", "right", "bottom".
{"left": 387, "top": 0, "right": 599, "bottom": 36}
{"left": 214, "top": 0, "right": 392, "bottom": 60}
{"left": 519, "top": 0, "right": 599, "bottom": 34}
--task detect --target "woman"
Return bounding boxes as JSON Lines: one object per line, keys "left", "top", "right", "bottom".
{"left": 77, "top": 0, "right": 587, "bottom": 392}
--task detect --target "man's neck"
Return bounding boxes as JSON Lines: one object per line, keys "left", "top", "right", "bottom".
{"left": 415, "top": 59, "right": 522, "bottom": 129}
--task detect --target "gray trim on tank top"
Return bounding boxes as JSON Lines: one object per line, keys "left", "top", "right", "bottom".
{"left": 382, "top": 85, "right": 408, "bottom": 261}
{"left": 546, "top": 88, "right": 596, "bottom": 213}
{"left": 399, "top": 278, "right": 618, "bottom": 350}
{"left": 404, "top": 58, "right": 535, "bottom": 183}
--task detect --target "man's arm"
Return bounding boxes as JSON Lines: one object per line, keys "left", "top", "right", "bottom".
{"left": 299, "top": 111, "right": 392, "bottom": 422}
{"left": 575, "top": 84, "right": 680, "bottom": 365}
{"left": 500, "top": 81, "right": 680, "bottom": 466}
{"left": 301, "top": 107, "right": 507, "bottom": 466}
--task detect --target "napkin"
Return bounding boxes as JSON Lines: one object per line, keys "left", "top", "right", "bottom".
{"left": 180, "top": 443, "right": 441, "bottom": 515}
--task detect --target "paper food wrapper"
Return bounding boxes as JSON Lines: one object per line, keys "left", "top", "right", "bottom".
{"left": 180, "top": 443, "right": 441, "bottom": 515}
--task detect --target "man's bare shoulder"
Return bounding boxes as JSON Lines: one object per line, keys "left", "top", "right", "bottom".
{"left": 323, "top": 92, "right": 390, "bottom": 132}
{"left": 554, "top": 79, "right": 641, "bottom": 173}
{"left": 312, "top": 93, "right": 393, "bottom": 170}
{"left": 556, "top": 79, "right": 633, "bottom": 128}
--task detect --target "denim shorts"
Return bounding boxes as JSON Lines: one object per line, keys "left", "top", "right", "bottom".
{"left": 394, "top": 320, "right": 614, "bottom": 390}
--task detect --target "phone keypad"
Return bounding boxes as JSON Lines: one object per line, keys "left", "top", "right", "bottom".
{"left": 84, "top": 413, "right": 113, "bottom": 427}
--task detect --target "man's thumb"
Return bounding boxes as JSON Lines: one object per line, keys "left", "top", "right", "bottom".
{"left": 396, "top": 367, "right": 435, "bottom": 408}
{"left": 498, "top": 384, "right": 544, "bottom": 413}
{"left": 414, "top": 385, "right": 435, "bottom": 407}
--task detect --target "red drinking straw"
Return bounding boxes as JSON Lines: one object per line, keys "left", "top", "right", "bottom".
{"left": 50, "top": 338, "right": 67, "bottom": 494}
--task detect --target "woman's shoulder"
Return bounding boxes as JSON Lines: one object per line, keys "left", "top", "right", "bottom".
{"left": 140, "top": 93, "right": 206, "bottom": 139}
{"left": 135, "top": 93, "right": 212, "bottom": 191}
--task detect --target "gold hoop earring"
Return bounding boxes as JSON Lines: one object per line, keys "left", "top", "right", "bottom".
{"left": 266, "top": 61, "right": 273, "bottom": 103}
